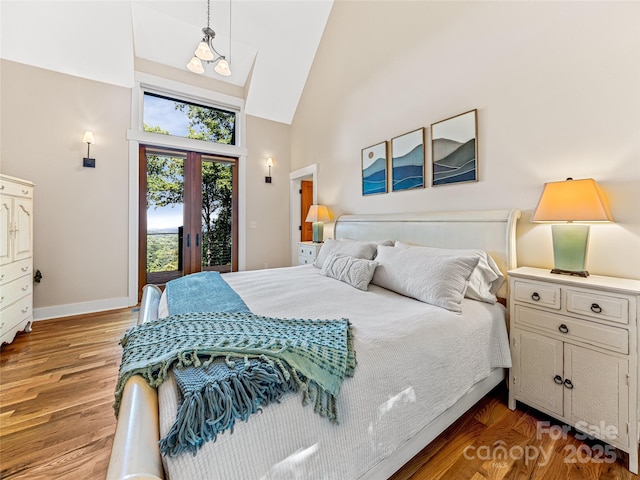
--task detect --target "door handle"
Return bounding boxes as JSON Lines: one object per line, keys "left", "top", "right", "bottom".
{"left": 187, "top": 233, "right": 190, "bottom": 248}
{"left": 196, "top": 233, "right": 200, "bottom": 247}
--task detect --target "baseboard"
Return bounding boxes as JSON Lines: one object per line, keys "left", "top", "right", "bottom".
{"left": 33, "top": 296, "right": 132, "bottom": 321}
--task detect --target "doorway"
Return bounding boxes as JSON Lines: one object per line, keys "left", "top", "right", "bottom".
{"left": 289, "top": 164, "right": 318, "bottom": 265}
{"left": 138, "top": 145, "right": 238, "bottom": 295}
{"left": 300, "top": 180, "right": 313, "bottom": 242}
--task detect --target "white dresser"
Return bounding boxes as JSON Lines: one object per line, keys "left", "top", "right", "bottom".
{"left": 297, "top": 241, "right": 323, "bottom": 265}
{"left": 1, "top": 174, "right": 35, "bottom": 345}
{"left": 507, "top": 267, "right": 640, "bottom": 473}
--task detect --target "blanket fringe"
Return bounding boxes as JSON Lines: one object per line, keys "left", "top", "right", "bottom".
{"left": 160, "top": 357, "right": 294, "bottom": 456}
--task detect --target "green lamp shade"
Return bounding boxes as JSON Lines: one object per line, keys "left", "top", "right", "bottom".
{"left": 551, "top": 224, "right": 590, "bottom": 277}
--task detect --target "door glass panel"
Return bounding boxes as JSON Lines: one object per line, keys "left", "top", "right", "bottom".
{"left": 146, "top": 151, "right": 186, "bottom": 284}
{"left": 201, "top": 158, "right": 233, "bottom": 272}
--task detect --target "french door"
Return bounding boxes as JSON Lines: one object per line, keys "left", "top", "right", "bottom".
{"left": 138, "top": 145, "right": 238, "bottom": 295}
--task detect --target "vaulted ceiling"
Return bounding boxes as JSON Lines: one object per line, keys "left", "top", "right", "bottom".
{"left": 0, "top": 1, "right": 334, "bottom": 124}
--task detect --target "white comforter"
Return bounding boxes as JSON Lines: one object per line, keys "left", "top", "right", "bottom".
{"left": 158, "top": 265, "right": 511, "bottom": 480}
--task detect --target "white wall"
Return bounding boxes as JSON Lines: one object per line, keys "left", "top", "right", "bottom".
{"left": 1, "top": 59, "right": 292, "bottom": 318}
{"left": 292, "top": 1, "right": 640, "bottom": 279}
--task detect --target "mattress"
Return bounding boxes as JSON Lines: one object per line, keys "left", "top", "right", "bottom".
{"left": 157, "top": 265, "right": 511, "bottom": 480}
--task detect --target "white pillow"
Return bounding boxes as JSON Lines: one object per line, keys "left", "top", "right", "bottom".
{"left": 320, "top": 253, "right": 378, "bottom": 291}
{"left": 394, "top": 241, "right": 504, "bottom": 304}
{"left": 372, "top": 246, "right": 480, "bottom": 312}
{"left": 313, "top": 239, "right": 377, "bottom": 268}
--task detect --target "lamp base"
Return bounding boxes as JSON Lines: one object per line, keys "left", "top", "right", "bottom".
{"left": 550, "top": 224, "right": 590, "bottom": 277}
{"left": 550, "top": 268, "right": 589, "bottom": 277}
{"left": 311, "top": 222, "right": 324, "bottom": 243}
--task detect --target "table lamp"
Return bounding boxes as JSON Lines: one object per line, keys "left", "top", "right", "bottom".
{"left": 305, "top": 205, "right": 332, "bottom": 243}
{"left": 531, "top": 177, "right": 613, "bottom": 277}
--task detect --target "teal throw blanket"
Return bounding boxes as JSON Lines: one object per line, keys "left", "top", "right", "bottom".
{"left": 165, "top": 271, "right": 250, "bottom": 315}
{"left": 115, "top": 273, "right": 356, "bottom": 457}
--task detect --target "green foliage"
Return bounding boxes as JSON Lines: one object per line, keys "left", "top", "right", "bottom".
{"left": 147, "top": 234, "right": 179, "bottom": 273}
{"left": 175, "top": 104, "right": 235, "bottom": 144}
{"left": 145, "top": 103, "right": 234, "bottom": 272}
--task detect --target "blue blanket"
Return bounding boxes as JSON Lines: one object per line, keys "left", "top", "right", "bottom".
{"left": 165, "top": 271, "right": 250, "bottom": 315}
{"left": 116, "top": 272, "right": 355, "bottom": 457}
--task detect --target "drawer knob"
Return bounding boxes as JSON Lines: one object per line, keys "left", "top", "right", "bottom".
{"left": 590, "top": 303, "right": 602, "bottom": 314}
{"left": 558, "top": 324, "right": 569, "bottom": 334}
{"left": 554, "top": 375, "right": 563, "bottom": 385}
{"left": 563, "top": 379, "right": 574, "bottom": 389}
{"left": 531, "top": 292, "right": 540, "bottom": 301}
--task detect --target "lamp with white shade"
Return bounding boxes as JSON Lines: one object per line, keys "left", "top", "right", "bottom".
{"left": 305, "top": 205, "right": 332, "bottom": 243}
{"left": 532, "top": 177, "right": 613, "bottom": 277}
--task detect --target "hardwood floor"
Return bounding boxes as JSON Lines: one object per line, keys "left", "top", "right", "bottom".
{"left": 0, "top": 308, "right": 637, "bottom": 479}
{"left": 0, "top": 308, "right": 138, "bottom": 480}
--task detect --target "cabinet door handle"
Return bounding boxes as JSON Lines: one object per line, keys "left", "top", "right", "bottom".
{"left": 558, "top": 324, "right": 569, "bottom": 334}
{"left": 554, "top": 375, "right": 563, "bottom": 385}
{"left": 590, "top": 303, "right": 602, "bottom": 314}
{"left": 531, "top": 292, "right": 540, "bottom": 301}
{"left": 563, "top": 379, "right": 574, "bottom": 389}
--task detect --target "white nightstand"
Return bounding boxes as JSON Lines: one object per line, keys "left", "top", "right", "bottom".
{"left": 297, "top": 241, "right": 323, "bottom": 265}
{"left": 507, "top": 266, "right": 640, "bottom": 473}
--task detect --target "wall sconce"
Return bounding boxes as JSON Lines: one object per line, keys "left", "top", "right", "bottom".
{"left": 83, "top": 131, "right": 96, "bottom": 168}
{"left": 265, "top": 157, "right": 273, "bottom": 183}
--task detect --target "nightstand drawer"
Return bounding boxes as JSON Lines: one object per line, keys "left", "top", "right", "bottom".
{"left": 566, "top": 289, "right": 628, "bottom": 325}
{"left": 514, "top": 280, "right": 561, "bottom": 309}
{"left": 298, "top": 245, "right": 318, "bottom": 258}
{"left": 515, "top": 305, "right": 628, "bottom": 354}
{"left": 298, "top": 255, "right": 314, "bottom": 265}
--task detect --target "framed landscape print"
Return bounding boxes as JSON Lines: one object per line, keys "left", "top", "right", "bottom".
{"left": 361, "top": 141, "right": 388, "bottom": 195}
{"left": 431, "top": 109, "right": 478, "bottom": 186}
{"left": 391, "top": 128, "right": 424, "bottom": 192}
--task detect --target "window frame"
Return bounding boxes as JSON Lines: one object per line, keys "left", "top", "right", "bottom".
{"left": 127, "top": 72, "right": 248, "bottom": 306}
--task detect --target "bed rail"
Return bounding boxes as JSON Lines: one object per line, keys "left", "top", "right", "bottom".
{"left": 106, "top": 285, "right": 164, "bottom": 480}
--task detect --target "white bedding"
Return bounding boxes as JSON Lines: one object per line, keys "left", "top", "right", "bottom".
{"left": 158, "top": 265, "right": 511, "bottom": 480}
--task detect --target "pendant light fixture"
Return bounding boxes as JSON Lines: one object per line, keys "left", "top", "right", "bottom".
{"left": 187, "top": 0, "right": 232, "bottom": 77}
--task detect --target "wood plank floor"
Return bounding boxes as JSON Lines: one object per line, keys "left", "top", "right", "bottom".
{"left": 0, "top": 308, "right": 637, "bottom": 479}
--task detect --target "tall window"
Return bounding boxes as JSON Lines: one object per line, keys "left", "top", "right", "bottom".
{"left": 138, "top": 91, "right": 239, "bottom": 295}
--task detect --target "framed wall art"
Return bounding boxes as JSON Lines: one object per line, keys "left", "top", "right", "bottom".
{"left": 391, "top": 128, "right": 424, "bottom": 192}
{"left": 431, "top": 109, "right": 478, "bottom": 186}
{"left": 361, "top": 141, "right": 388, "bottom": 195}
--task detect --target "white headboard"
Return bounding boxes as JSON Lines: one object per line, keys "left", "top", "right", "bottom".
{"left": 334, "top": 209, "right": 521, "bottom": 300}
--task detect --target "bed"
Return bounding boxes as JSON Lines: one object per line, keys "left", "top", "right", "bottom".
{"left": 107, "top": 208, "right": 521, "bottom": 480}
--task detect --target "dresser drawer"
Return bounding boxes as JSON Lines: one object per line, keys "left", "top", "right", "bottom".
{"left": 566, "top": 289, "right": 628, "bottom": 325}
{"left": 514, "top": 305, "right": 628, "bottom": 354}
{"left": 0, "top": 275, "right": 32, "bottom": 308}
{"left": 0, "top": 294, "right": 32, "bottom": 336}
{"left": 513, "top": 280, "right": 561, "bottom": 309}
{"left": 0, "top": 259, "right": 32, "bottom": 286}
{"left": 0, "top": 179, "right": 33, "bottom": 198}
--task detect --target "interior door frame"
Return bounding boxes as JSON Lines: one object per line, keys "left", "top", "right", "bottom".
{"left": 289, "top": 163, "right": 318, "bottom": 266}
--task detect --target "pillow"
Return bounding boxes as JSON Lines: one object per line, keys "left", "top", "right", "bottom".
{"left": 394, "top": 241, "right": 504, "bottom": 304}
{"left": 313, "top": 239, "right": 378, "bottom": 268}
{"left": 320, "top": 253, "right": 378, "bottom": 291}
{"left": 372, "top": 245, "right": 480, "bottom": 312}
